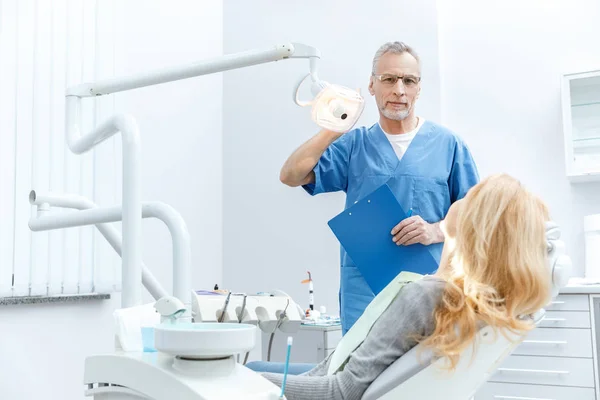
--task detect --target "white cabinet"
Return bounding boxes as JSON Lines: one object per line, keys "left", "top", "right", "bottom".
{"left": 475, "top": 294, "right": 598, "bottom": 400}
{"left": 561, "top": 70, "right": 600, "bottom": 182}
{"left": 261, "top": 324, "right": 342, "bottom": 364}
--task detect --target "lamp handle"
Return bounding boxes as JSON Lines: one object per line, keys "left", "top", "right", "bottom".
{"left": 293, "top": 73, "right": 315, "bottom": 107}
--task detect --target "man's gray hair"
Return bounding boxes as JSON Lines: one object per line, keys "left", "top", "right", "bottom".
{"left": 371, "top": 41, "right": 420, "bottom": 74}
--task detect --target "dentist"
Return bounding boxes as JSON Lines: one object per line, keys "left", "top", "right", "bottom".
{"left": 279, "top": 41, "right": 480, "bottom": 334}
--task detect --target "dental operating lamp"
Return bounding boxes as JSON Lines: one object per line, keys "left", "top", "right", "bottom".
{"left": 31, "top": 42, "right": 365, "bottom": 321}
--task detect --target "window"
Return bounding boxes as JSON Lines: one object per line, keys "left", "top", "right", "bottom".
{"left": 0, "top": 0, "right": 120, "bottom": 298}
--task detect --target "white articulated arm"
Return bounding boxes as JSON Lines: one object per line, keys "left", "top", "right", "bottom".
{"left": 29, "top": 191, "right": 167, "bottom": 301}
{"left": 37, "top": 41, "right": 339, "bottom": 312}
{"left": 66, "top": 97, "right": 142, "bottom": 308}
{"left": 29, "top": 192, "right": 192, "bottom": 318}
{"left": 66, "top": 44, "right": 301, "bottom": 97}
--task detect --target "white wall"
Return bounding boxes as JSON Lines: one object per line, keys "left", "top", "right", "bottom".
{"left": 437, "top": 0, "right": 600, "bottom": 276}
{"left": 222, "top": 0, "right": 441, "bottom": 316}
{"left": 0, "top": 1, "right": 223, "bottom": 399}
{"left": 112, "top": 0, "right": 224, "bottom": 300}
{"left": 0, "top": 295, "right": 121, "bottom": 400}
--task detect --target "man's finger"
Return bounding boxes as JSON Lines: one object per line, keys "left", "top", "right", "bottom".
{"left": 397, "top": 229, "right": 421, "bottom": 245}
{"left": 391, "top": 216, "right": 418, "bottom": 235}
{"left": 404, "top": 234, "right": 427, "bottom": 246}
{"left": 393, "top": 223, "right": 419, "bottom": 243}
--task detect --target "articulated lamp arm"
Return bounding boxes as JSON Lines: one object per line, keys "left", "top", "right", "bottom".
{"left": 66, "top": 43, "right": 320, "bottom": 97}
{"left": 52, "top": 41, "right": 361, "bottom": 311}
{"left": 66, "top": 40, "right": 362, "bottom": 132}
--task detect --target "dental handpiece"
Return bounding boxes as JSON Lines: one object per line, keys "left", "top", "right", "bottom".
{"left": 238, "top": 294, "right": 247, "bottom": 323}
{"left": 218, "top": 292, "right": 232, "bottom": 323}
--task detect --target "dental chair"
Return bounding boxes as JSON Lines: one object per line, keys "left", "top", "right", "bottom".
{"left": 360, "top": 221, "right": 571, "bottom": 400}
{"left": 250, "top": 222, "right": 571, "bottom": 400}
{"left": 362, "top": 313, "right": 543, "bottom": 400}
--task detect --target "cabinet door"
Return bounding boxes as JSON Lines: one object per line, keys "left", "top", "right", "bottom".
{"left": 539, "top": 310, "right": 591, "bottom": 328}
{"left": 476, "top": 382, "right": 596, "bottom": 400}
{"left": 489, "top": 355, "right": 595, "bottom": 388}
{"left": 545, "top": 295, "right": 589, "bottom": 311}
{"left": 513, "top": 328, "right": 593, "bottom": 358}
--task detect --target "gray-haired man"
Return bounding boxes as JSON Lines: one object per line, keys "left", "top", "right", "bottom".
{"left": 280, "top": 42, "right": 480, "bottom": 334}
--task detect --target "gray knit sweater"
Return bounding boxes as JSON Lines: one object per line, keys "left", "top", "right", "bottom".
{"left": 262, "top": 276, "right": 445, "bottom": 400}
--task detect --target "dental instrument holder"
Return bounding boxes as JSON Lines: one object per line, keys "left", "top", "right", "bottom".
{"left": 154, "top": 296, "right": 187, "bottom": 324}
{"left": 191, "top": 291, "right": 304, "bottom": 334}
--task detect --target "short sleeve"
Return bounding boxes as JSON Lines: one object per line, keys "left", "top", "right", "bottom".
{"left": 448, "top": 139, "right": 479, "bottom": 203}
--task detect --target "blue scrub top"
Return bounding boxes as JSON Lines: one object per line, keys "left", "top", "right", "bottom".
{"left": 303, "top": 120, "right": 479, "bottom": 334}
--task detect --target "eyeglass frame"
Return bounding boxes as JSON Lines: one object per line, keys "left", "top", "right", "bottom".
{"left": 371, "top": 73, "right": 421, "bottom": 87}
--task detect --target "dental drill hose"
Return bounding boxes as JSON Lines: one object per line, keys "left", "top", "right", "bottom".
{"left": 238, "top": 294, "right": 247, "bottom": 323}
{"left": 267, "top": 299, "right": 290, "bottom": 362}
{"left": 239, "top": 294, "right": 249, "bottom": 364}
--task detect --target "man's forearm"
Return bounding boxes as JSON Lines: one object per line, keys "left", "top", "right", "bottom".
{"left": 280, "top": 129, "right": 342, "bottom": 186}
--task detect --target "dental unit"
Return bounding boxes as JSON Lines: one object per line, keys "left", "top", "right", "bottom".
{"left": 26, "top": 40, "right": 573, "bottom": 400}
{"left": 28, "top": 43, "right": 364, "bottom": 400}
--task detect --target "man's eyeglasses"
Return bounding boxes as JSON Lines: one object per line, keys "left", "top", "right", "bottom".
{"left": 372, "top": 74, "right": 421, "bottom": 87}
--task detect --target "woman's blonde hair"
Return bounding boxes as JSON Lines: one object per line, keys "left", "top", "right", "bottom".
{"left": 420, "top": 174, "right": 551, "bottom": 370}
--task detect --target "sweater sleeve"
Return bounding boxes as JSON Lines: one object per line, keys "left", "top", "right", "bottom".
{"left": 261, "top": 280, "right": 443, "bottom": 400}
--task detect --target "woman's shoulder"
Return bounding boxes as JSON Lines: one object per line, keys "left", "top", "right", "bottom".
{"left": 394, "top": 276, "right": 446, "bottom": 312}
{"left": 405, "top": 275, "right": 445, "bottom": 293}
{"left": 417, "top": 275, "right": 447, "bottom": 292}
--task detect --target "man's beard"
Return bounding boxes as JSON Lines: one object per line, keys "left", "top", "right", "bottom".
{"left": 380, "top": 107, "right": 410, "bottom": 121}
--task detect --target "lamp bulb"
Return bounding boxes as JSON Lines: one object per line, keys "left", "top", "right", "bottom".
{"left": 329, "top": 99, "right": 347, "bottom": 120}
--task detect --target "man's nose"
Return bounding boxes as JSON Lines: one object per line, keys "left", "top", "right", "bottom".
{"left": 392, "top": 80, "right": 406, "bottom": 96}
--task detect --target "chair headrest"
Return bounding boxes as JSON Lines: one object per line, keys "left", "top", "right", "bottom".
{"left": 546, "top": 221, "right": 572, "bottom": 298}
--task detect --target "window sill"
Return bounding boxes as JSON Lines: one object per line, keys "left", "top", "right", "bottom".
{"left": 0, "top": 293, "right": 110, "bottom": 306}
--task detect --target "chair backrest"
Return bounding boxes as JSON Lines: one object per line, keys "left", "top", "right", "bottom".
{"left": 362, "top": 319, "right": 533, "bottom": 400}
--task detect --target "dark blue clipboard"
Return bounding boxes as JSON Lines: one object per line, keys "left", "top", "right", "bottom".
{"left": 327, "top": 183, "right": 439, "bottom": 295}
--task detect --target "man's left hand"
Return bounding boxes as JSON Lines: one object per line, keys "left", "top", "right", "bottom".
{"left": 391, "top": 216, "right": 443, "bottom": 246}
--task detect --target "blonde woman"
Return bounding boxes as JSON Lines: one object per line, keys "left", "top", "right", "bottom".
{"left": 261, "top": 174, "right": 553, "bottom": 400}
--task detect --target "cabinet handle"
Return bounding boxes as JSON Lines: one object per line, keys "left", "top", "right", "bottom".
{"left": 541, "top": 317, "right": 566, "bottom": 322}
{"left": 522, "top": 340, "right": 567, "bottom": 345}
{"left": 550, "top": 301, "right": 565, "bottom": 305}
{"left": 497, "top": 368, "right": 569, "bottom": 375}
{"left": 493, "top": 396, "right": 555, "bottom": 400}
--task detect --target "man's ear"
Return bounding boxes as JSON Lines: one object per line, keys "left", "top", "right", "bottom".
{"left": 368, "top": 77, "right": 375, "bottom": 96}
